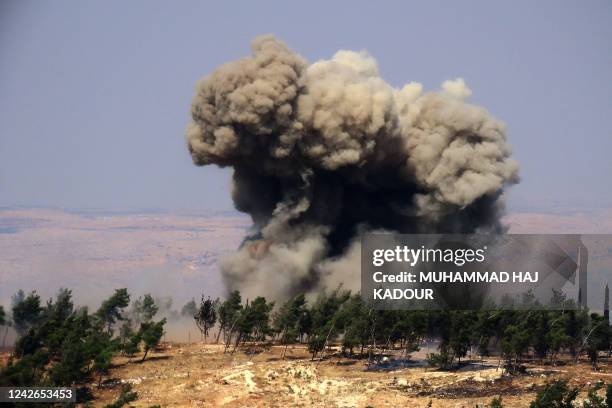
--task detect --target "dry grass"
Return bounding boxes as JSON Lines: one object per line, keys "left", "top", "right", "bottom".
{"left": 87, "top": 343, "right": 611, "bottom": 407}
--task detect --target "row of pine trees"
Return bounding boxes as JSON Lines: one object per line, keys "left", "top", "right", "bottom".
{"left": 193, "top": 287, "right": 611, "bottom": 371}
{"left": 0, "top": 286, "right": 610, "bottom": 406}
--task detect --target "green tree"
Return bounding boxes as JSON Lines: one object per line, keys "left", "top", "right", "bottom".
{"left": 566, "top": 308, "right": 589, "bottom": 360}
{"left": 8, "top": 288, "right": 121, "bottom": 390}
{"left": 426, "top": 350, "right": 454, "bottom": 370}
{"left": 232, "top": 297, "right": 274, "bottom": 351}
{"left": 0, "top": 288, "right": 144, "bottom": 405}
{"left": 273, "top": 294, "right": 307, "bottom": 358}
{"left": 448, "top": 311, "right": 474, "bottom": 365}
{"left": 96, "top": 288, "right": 130, "bottom": 335}
{"left": 334, "top": 294, "right": 370, "bottom": 356}
{"left": 47, "top": 288, "right": 75, "bottom": 322}
{"left": 48, "top": 309, "right": 95, "bottom": 386}
{"left": 529, "top": 380, "right": 578, "bottom": 408}
{"left": 396, "top": 310, "right": 426, "bottom": 359}
{"left": 104, "top": 384, "right": 138, "bottom": 408}
{"left": 425, "top": 311, "right": 474, "bottom": 369}
{"left": 84, "top": 322, "right": 116, "bottom": 388}
{"left": 123, "top": 330, "right": 141, "bottom": 360}
{"left": 11, "top": 290, "right": 42, "bottom": 335}
{"left": 531, "top": 311, "right": 551, "bottom": 361}
{"left": 501, "top": 323, "right": 531, "bottom": 372}
{"left": 139, "top": 318, "right": 166, "bottom": 361}
{"left": 472, "top": 310, "right": 500, "bottom": 358}
{"left": 93, "top": 348, "right": 113, "bottom": 388}
{"left": 490, "top": 396, "right": 504, "bottom": 408}
{"left": 547, "top": 323, "right": 570, "bottom": 364}
{"left": 249, "top": 297, "right": 274, "bottom": 340}
{"left": 307, "top": 288, "right": 349, "bottom": 359}
{"left": 14, "top": 289, "right": 78, "bottom": 358}
{"left": 48, "top": 334, "right": 89, "bottom": 386}
{"left": 585, "top": 313, "right": 609, "bottom": 368}
{"left": 194, "top": 296, "right": 217, "bottom": 341}
{"left": 0, "top": 350, "right": 47, "bottom": 386}
{"left": 131, "top": 294, "right": 158, "bottom": 326}
{"left": 217, "top": 291, "right": 242, "bottom": 344}
{"left": 297, "top": 307, "right": 313, "bottom": 343}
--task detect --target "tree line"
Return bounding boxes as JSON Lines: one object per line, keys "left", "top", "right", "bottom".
{"left": 1, "top": 286, "right": 610, "bottom": 406}
{"left": 193, "top": 287, "right": 611, "bottom": 372}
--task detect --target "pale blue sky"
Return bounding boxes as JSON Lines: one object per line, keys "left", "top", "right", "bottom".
{"left": 1, "top": 1, "right": 611, "bottom": 213}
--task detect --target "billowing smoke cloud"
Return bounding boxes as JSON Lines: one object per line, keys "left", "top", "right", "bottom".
{"left": 186, "top": 36, "right": 519, "bottom": 300}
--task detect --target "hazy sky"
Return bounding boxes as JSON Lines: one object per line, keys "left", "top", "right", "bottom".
{"left": 1, "top": 1, "right": 610, "bottom": 213}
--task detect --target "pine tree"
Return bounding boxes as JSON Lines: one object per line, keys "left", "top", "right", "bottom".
{"left": 274, "top": 294, "right": 307, "bottom": 358}
{"left": 449, "top": 311, "right": 475, "bottom": 365}
{"left": 307, "top": 288, "right": 350, "bottom": 360}
{"left": 103, "top": 384, "right": 138, "bottom": 408}
{"left": 585, "top": 313, "right": 608, "bottom": 368}
{"left": 139, "top": 318, "right": 166, "bottom": 361}
{"left": 48, "top": 309, "right": 93, "bottom": 386}
{"left": 11, "top": 290, "right": 42, "bottom": 336}
{"left": 194, "top": 296, "right": 217, "bottom": 341}
{"left": 297, "top": 307, "right": 313, "bottom": 343}
{"left": 217, "top": 290, "right": 242, "bottom": 345}
{"left": 397, "top": 310, "right": 426, "bottom": 359}
{"left": 489, "top": 396, "right": 504, "bottom": 408}
{"left": 529, "top": 380, "right": 578, "bottom": 408}
{"left": 500, "top": 322, "right": 530, "bottom": 372}
{"left": 232, "top": 297, "right": 274, "bottom": 350}
{"left": 531, "top": 311, "right": 550, "bottom": 361}
{"left": 96, "top": 288, "right": 130, "bottom": 335}
{"left": 131, "top": 294, "right": 158, "bottom": 326}
{"left": 123, "top": 329, "right": 141, "bottom": 360}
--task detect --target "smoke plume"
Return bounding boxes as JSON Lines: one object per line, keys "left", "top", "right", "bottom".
{"left": 186, "top": 36, "right": 519, "bottom": 300}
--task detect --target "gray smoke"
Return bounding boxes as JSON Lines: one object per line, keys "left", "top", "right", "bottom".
{"left": 186, "top": 36, "right": 519, "bottom": 300}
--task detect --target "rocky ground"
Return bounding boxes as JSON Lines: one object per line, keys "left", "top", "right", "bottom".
{"left": 90, "top": 343, "right": 611, "bottom": 407}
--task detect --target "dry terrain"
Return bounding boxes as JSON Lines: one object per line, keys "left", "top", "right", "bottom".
{"left": 2, "top": 208, "right": 612, "bottom": 406}
{"left": 0, "top": 208, "right": 249, "bottom": 308}
{"left": 2, "top": 206, "right": 611, "bottom": 312}
{"left": 89, "top": 343, "right": 611, "bottom": 408}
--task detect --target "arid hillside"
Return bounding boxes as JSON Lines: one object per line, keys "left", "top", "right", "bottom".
{"left": 91, "top": 342, "right": 611, "bottom": 408}
{"left": 0, "top": 208, "right": 249, "bottom": 308}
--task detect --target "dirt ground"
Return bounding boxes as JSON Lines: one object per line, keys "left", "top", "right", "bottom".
{"left": 87, "top": 343, "right": 612, "bottom": 408}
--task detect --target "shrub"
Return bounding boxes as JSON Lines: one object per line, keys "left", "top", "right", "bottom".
{"left": 490, "top": 396, "right": 504, "bottom": 408}
{"left": 529, "top": 380, "right": 578, "bottom": 408}
{"left": 426, "top": 351, "right": 454, "bottom": 370}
